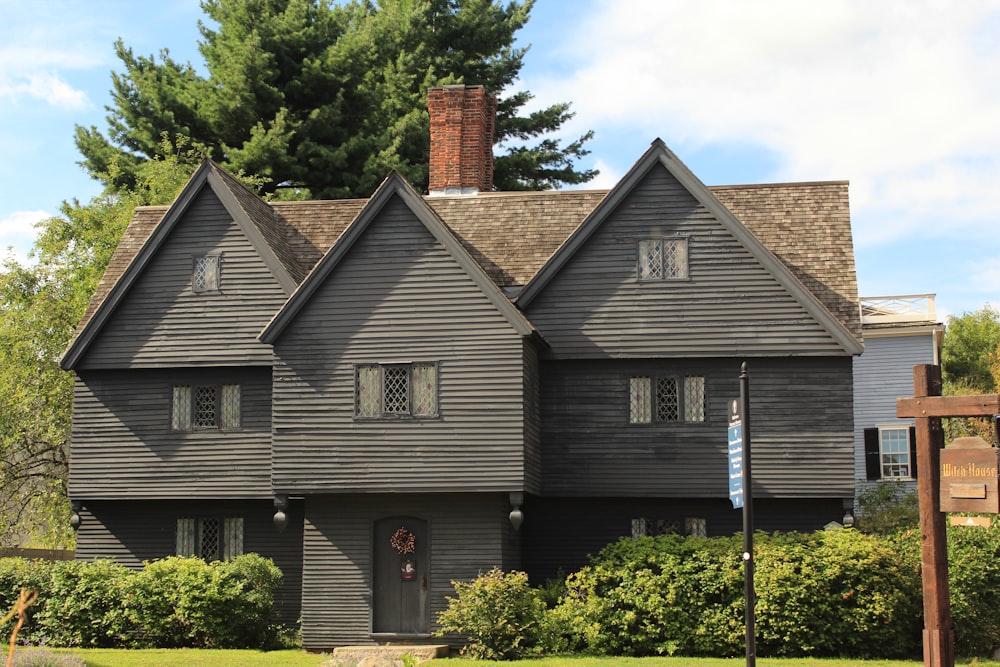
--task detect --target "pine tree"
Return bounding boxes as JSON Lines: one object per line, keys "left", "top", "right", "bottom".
{"left": 76, "top": 0, "right": 596, "bottom": 199}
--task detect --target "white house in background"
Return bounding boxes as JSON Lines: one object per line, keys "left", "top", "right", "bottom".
{"left": 853, "top": 294, "right": 944, "bottom": 509}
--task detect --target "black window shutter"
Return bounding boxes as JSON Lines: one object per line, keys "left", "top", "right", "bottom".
{"left": 864, "top": 428, "right": 881, "bottom": 480}
{"left": 909, "top": 426, "right": 918, "bottom": 479}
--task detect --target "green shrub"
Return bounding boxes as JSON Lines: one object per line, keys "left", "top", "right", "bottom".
{"left": 436, "top": 567, "right": 562, "bottom": 659}
{"left": 0, "top": 554, "right": 283, "bottom": 649}
{"left": 556, "top": 534, "right": 744, "bottom": 657}
{"left": 946, "top": 524, "right": 1000, "bottom": 655}
{"left": 754, "top": 529, "right": 921, "bottom": 658}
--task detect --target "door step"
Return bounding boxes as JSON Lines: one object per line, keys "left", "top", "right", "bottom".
{"left": 328, "top": 644, "right": 449, "bottom": 666}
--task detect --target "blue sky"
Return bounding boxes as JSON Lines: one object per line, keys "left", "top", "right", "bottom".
{"left": 2, "top": 0, "right": 999, "bottom": 321}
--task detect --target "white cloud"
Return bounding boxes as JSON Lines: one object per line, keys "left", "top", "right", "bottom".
{"left": 0, "top": 210, "right": 48, "bottom": 259}
{"left": 0, "top": 72, "right": 90, "bottom": 109}
{"left": 529, "top": 0, "right": 1000, "bottom": 248}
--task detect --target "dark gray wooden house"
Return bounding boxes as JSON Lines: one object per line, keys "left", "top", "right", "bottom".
{"left": 61, "top": 85, "right": 863, "bottom": 650}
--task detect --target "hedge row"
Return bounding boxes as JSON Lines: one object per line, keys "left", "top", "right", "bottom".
{"left": 439, "top": 526, "right": 1000, "bottom": 659}
{"left": 0, "top": 554, "right": 282, "bottom": 649}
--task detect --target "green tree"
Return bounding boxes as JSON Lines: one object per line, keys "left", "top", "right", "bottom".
{"left": 75, "top": 0, "right": 596, "bottom": 199}
{"left": 941, "top": 305, "right": 1000, "bottom": 393}
{"left": 0, "top": 145, "right": 205, "bottom": 547}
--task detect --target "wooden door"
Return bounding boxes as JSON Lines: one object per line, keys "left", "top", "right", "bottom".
{"left": 373, "top": 516, "right": 429, "bottom": 634}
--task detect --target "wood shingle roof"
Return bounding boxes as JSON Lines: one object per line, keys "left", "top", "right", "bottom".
{"left": 66, "top": 165, "right": 861, "bottom": 358}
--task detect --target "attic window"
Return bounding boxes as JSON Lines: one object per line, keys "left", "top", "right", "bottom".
{"left": 193, "top": 254, "right": 221, "bottom": 293}
{"left": 638, "top": 238, "right": 688, "bottom": 281}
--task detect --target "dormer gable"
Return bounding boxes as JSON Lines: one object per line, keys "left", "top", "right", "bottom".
{"left": 259, "top": 171, "right": 538, "bottom": 344}
{"left": 61, "top": 160, "right": 297, "bottom": 370}
{"left": 517, "top": 139, "right": 863, "bottom": 357}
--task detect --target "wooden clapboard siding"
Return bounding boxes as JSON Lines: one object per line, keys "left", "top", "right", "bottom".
{"left": 522, "top": 496, "right": 846, "bottom": 582}
{"left": 300, "top": 493, "right": 510, "bottom": 651}
{"left": 69, "top": 367, "right": 272, "bottom": 498}
{"left": 272, "top": 195, "right": 528, "bottom": 493}
{"left": 74, "top": 499, "right": 304, "bottom": 624}
{"left": 540, "top": 357, "right": 853, "bottom": 498}
{"left": 77, "top": 187, "right": 286, "bottom": 369}
{"left": 524, "top": 164, "right": 845, "bottom": 359}
{"left": 522, "top": 342, "right": 542, "bottom": 495}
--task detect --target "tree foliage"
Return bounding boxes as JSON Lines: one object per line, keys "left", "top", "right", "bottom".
{"left": 76, "top": 0, "right": 596, "bottom": 199}
{"left": 0, "top": 146, "right": 202, "bottom": 547}
{"left": 942, "top": 304, "right": 1000, "bottom": 393}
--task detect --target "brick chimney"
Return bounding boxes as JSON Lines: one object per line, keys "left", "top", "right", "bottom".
{"left": 427, "top": 85, "right": 496, "bottom": 196}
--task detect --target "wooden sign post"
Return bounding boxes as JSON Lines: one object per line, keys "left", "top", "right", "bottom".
{"left": 896, "top": 365, "right": 1000, "bottom": 667}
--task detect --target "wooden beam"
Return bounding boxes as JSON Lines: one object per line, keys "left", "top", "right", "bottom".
{"left": 897, "top": 394, "right": 1000, "bottom": 419}
{"left": 911, "top": 365, "right": 954, "bottom": 667}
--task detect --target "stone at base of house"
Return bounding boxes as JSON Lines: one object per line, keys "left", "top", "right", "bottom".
{"left": 326, "top": 644, "right": 449, "bottom": 667}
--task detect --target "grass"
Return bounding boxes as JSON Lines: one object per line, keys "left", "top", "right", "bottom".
{"left": 44, "top": 648, "right": 332, "bottom": 667}
{"left": 34, "top": 651, "right": 1000, "bottom": 667}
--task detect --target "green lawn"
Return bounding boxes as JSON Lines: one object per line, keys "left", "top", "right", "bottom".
{"left": 33, "top": 650, "right": 1000, "bottom": 667}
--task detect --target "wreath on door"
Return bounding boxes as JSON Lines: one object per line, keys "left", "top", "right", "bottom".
{"left": 390, "top": 526, "right": 416, "bottom": 554}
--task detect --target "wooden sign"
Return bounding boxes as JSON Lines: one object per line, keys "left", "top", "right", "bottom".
{"left": 940, "top": 446, "right": 1000, "bottom": 513}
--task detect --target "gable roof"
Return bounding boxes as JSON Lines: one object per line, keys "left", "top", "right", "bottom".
{"left": 259, "top": 172, "right": 539, "bottom": 343}
{"left": 63, "top": 144, "right": 863, "bottom": 364}
{"left": 516, "top": 139, "right": 862, "bottom": 355}
{"left": 60, "top": 160, "right": 299, "bottom": 370}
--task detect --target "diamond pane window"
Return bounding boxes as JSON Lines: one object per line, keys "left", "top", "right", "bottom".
{"left": 194, "top": 386, "right": 217, "bottom": 429}
{"left": 200, "top": 518, "right": 220, "bottom": 561}
{"left": 684, "top": 376, "right": 706, "bottom": 422}
{"left": 629, "top": 376, "right": 652, "bottom": 424}
{"left": 356, "top": 365, "right": 380, "bottom": 417}
{"left": 172, "top": 385, "right": 192, "bottom": 431}
{"left": 193, "top": 255, "right": 220, "bottom": 292}
{"left": 412, "top": 363, "right": 438, "bottom": 416}
{"left": 685, "top": 517, "right": 707, "bottom": 537}
{"left": 638, "top": 240, "right": 663, "bottom": 280}
{"left": 176, "top": 518, "right": 196, "bottom": 556}
{"left": 655, "top": 377, "right": 680, "bottom": 421}
{"left": 382, "top": 366, "right": 409, "bottom": 414}
{"left": 223, "top": 517, "right": 244, "bottom": 561}
{"left": 664, "top": 238, "right": 689, "bottom": 279}
{"left": 220, "top": 384, "right": 241, "bottom": 430}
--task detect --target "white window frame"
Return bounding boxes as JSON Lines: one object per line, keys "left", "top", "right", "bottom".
{"left": 629, "top": 374, "right": 706, "bottom": 424}
{"left": 355, "top": 362, "right": 439, "bottom": 419}
{"left": 638, "top": 237, "right": 689, "bottom": 281}
{"left": 878, "top": 425, "right": 912, "bottom": 480}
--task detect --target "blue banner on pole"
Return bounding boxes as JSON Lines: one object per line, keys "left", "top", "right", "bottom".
{"left": 728, "top": 399, "right": 744, "bottom": 509}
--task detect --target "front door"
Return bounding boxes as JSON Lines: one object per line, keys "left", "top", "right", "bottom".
{"left": 373, "top": 516, "right": 429, "bottom": 634}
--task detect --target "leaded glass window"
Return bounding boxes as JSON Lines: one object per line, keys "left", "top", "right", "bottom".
{"left": 354, "top": 363, "right": 438, "bottom": 419}
{"left": 172, "top": 383, "right": 240, "bottom": 432}
{"left": 685, "top": 517, "right": 707, "bottom": 537}
{"left": 176, "top": 517, "right": 243, "bottom": 561}
{"left": 684, "top": 376, "right": 705, "bottom": 422}
{"left": 176, "top": 518, "right": 196, "bottom": 556}
{"left": 172, "top": 385, "right": 192, "bottom": 431}
{"left": 356, "top": 365, "right": 380, "bottom": 417}
{"left": 223, "top": 517, "right": 244, "bottom": 560}
{"left": 412, "top": 363, "right": 438, "bottom": 416}
{"left": 382, "top": 366, "right": 409, "bottom": 414}
{"left": 194, "top": 385, "right": 217, "bottom": 429}
{"left": 655, "top": 377, "right": 680, "bottom": 421}
{"left": 638, "top": 238, "right": 689, "bottom": 280}
{"left": 220, "top": 384, "right": 241, "bottom": 430}
{"left": 629, "top": 376, "right": 652, "bottom": 423}
{"left": 663, "top": 238, "right": 689, "bottom": 278}
{"left": 193, "top": 255, "right": 220, "bottom": 292}
{"left": 199, "top": 518, "right": 220, "bottom": 561}
{"left": 638, "top": 240, "right": 663, "bottom": 280}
